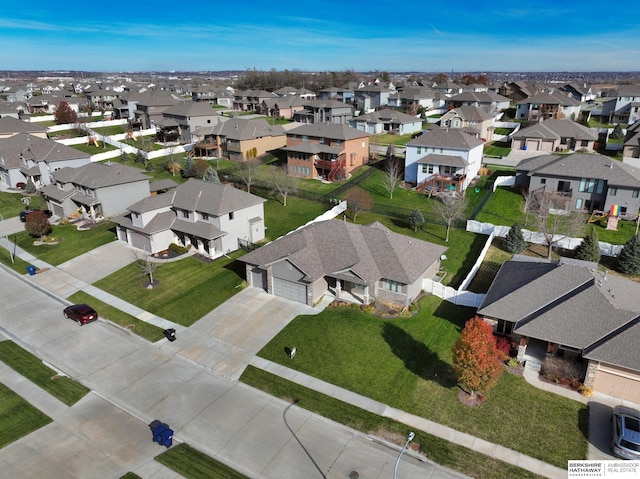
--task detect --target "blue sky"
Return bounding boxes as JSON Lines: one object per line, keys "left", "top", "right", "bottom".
{"left": 1, "top": 0, "right": 639, "bottom": 72}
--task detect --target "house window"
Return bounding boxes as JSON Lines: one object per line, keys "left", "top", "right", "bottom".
{"left": 229, "top": 211, "right": 234, "bottom": 220}
{"left": 319, "top": 137, "right": 325, "bottom": 144}
{"left": 421, "top": 164, "right": 434, "bottom": 174}
{"left": 417, "top": 147, "right": 422, "bottom": 154}
{"left": 540, "top": 178, "right": 546, "bottom": 185}
{"left": 581, "top": 140, "right": 589, "bottom": 147}
{"left": 576, "top": 198, "right": 583, "bottom": 210}
{"left": 201, "top": 213, "right": 209, "bottom": 220}
{"left": 182, "top": 210, "right": 189, "bottom": 218}
{"left": 634, "top": 190, "right": 639, "bottom": 198}
{"left": 133, "top": 212, "right": 139, "bottom": 219}
{"left": 579, "top": 178, "right": 597, "bottom": 193}
{"left": 609, "top": 187, "right": 617, "bottom": 196}
{"left": 301, "top": 135, "right": 308, "bottom": 142}
{"left": 381, "top": 279, "right": 402, "bottom": 293}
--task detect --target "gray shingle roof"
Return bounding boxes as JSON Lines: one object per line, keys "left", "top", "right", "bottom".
{"left": 240, "top": 220, "right": 446, "bottom": 285}
{"left": 516, "top": 153, "right": 640, "bottom": 186}
{"left": 172, "top": 178, "right": 265, "bottom": 216}
{"left": 417, "top": 154, "right": 468, "bottom": 167}
{"left": 288, "top": 123, "right": 370, "bottom": 141}
{"left": 203, "top": 118, "right": 285, "bottom": 141}
{"left": 512, "top": 119, "right": 597, "bottom": 141}
{"left": 0, "top": 117, "right": 47, "bottom": 134}
{"left": 407, "top": 127, "right": 484, "bottom": 150}
{"left": 354, "top": 108, "right": 421, "bottom": 124}
{"left": 516, "top": 90, "right": 581, "bottom": 106}
{"left": 445, "top": 105, "right": 494, "bottom": 122}
{"left": 0, "top": 133, "right": 89, "bottom": 168}
{"left": 52, "top": 162, "right": 151, "bottom": 188}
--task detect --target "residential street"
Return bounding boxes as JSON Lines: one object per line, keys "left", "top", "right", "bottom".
{"left": 0, "top": 265, "right": 469, "bottom": 479}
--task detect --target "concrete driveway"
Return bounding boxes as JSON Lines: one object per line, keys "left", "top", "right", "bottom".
{"left": 162, "top": 287, "right": 318, "bottom": 380}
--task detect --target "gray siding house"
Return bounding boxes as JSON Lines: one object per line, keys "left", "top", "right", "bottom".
{"left": 114, "top": 179, "right": 266, "bottom": 258}
{"left": 240, "top": 220, "right": 446, "bottom": 306}
{"left": 515, "top": 153, "right": 640, "bottom": 216}
{"left": 40, "top": 162, "right": 151, "bottom": 220}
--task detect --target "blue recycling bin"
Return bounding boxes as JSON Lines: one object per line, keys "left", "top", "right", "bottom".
{"left": 26, "top": 265, "right": 36, "bottom": 276}
{"left": 149, "top": 420, "right": 173, "bottom": 448}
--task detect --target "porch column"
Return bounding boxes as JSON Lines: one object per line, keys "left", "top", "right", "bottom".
{"left": 363, "top": 285, "right": 370, "bottom": 305}
{"left": 335, "top": 280, "right": 341, "bottom": 300}
{"left": 584, "top": 360, "right": 599, "bottom": 388}
{"left": 89, "top": 205, "right": 96, "bottom": 222}
{"left": 517, "top": 337, "right": 528, "bottom": 362}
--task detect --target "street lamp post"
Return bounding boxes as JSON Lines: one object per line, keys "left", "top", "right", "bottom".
{"left": 392, "top": 431, "right": 415, "bottom": 479}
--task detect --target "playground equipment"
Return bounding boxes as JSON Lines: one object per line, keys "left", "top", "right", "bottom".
{"left": 125, "top": 130, "right": 138, "bottom": 141}
{"left": 589, "top": 205, "right": 621, "bottom": 230}
{"left": 87, "top": 135, "right": 100, "bottom": 147}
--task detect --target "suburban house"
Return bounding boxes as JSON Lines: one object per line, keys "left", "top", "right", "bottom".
{"left": 273, "top": 86, "right": 316, "bottom": 100}
{"left": 240, "top": 220, "right": 446, "bottom": 306}
{"left": 438, "top": 106, "right": 495, "bottom": 141}
{"left": 113, "top": 178, "right": 265, "bottom": 257}
{"left": 498, "top": 81, "right": 539, "bottom": 102}
{"left": 156, "top": 101, "right": 224, "bottom": 143}
{"left": 623, "top": 120, "right": 640, "bottom": 160}
{"left": 445, "top": 91, "right": 511, "bottom": 114}
{"left": 393, "top": 87, "right": 444, "bottom": 112}
{"left": 431, "top": 82, "right": 464, "bottom": 96}
{"left": 515, "top": 91, "right": 582, "bottom": 121}
{"left": 317, "top": 87, "right": 355, "bottom": 104}
{"left": 0, "top": 133, "right": 91, "bottom": 189}
{"left": 292, "top": 99, "right": 354, "bottom": 125}
{"left": 478, "top": 257, "right": 640, "bottom": 402}
{"left": 0, "top": 116, "right": 48, "bottom": 139}
{"left": 282, "top": 123, "right": 370, "bottom": 181}
{"left": 190, "top": 117, "right": 286, "bottom": 161}
{"left": 600, "top": 85, "right": 640, "bottom": 125}
{"left": 354, "top": 84, "right": 394, "bottom": 112}
{"left": 349, "top": 108, "right": 423, "bottom": 135}
{"left": 191, "top": 86, "right": 234, "bottom": 107}
{"left": 232, "top": 89, "right": 278, "bottom": 111}
{"left": 511, "top": 119, "right": 597, "bottom": 152}
{"left": 40, "top": 162, "right": 151, "bottom": 220}
{"left": 514, "top": 152, "right": 640, "bottom": 215}
{"left": 258, "top": 95, "right": 307, "bottom": 119}
{"left": 559, "top": 83, "right": 596, "bottom": 103}
{"left": 404, "top": 127, "right": 485, "bottom": 192}
{"left": 85, "top": 89, "right": 120, "bottom": 111}
{"left": 130, "top": 91, "right": 184, "bottom": 130}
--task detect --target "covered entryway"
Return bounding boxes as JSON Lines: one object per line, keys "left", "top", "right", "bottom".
{"left": 273, "top": 277, "right": 307, "bottom": 304}
{"left": 593, "top": 364, "right": 640, "bottom": 402}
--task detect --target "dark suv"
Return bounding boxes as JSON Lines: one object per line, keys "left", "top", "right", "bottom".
{"left": 63, "top": 304, "right": 99, "bottom": 325}
{"left": 19, "top": 209, "right": 53, "bottom": 222}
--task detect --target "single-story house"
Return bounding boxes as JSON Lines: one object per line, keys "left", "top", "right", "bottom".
{"left": 478, "top": 257, "right": 640, "bottom": 402}
{"left": 511, "top": 119, "right": 597, "bottom": 152}
{"left": 240, "top": 220, "right": 446, "bottom": 306}
{"left": 113, "top": 178, "right": 266, "bottom": 258}
{"left": 438, "top": 106, "right": 495, "bottom": 141}
{"left": 349, "top": 108, "right": 423, "bottom": 135}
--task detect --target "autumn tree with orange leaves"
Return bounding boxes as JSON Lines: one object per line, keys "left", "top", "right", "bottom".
{"left": 452, "top": 316, "right": 503, "bottom": 399}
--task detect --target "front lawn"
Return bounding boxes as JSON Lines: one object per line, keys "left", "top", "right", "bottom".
{"left": 94, "top": 252, "right": 247, "bottom": 326}
{"left": 0, "top": 381, "right": 52, "bottom": 448}
{"left": 0, "top": 341, "right": 90, "bottom": 406}
{"left": 14, "top": 220, "right": 116, "bottom": 266}
{"left": 0, "top": 191, "right": 49, "bottom": 219}
{"left": 254, "top": 295, "right": 588, "bottom": 468}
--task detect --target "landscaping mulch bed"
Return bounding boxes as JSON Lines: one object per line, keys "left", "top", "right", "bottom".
{"left": 457, "top": 390, "right": 486, "bottom": 407}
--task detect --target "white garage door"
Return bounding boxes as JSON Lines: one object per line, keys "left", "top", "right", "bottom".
{"left": 594, "top": 365, "right": 640, "bottom": 402}
{"left": 273, "top": 278, "right": 307, "bottom": 304}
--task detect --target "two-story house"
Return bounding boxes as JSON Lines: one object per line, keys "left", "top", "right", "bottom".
{"left": 511, "top": 119, "right": 597, "bottom": 152}
{"left": 232, "top": 89, "right": 278, "bottom": 112}
{"left": 600, "top": 85, "right": 640, "bottom": 125}
{"left": 623, "top": 120, "right": 640, "bottom": 160}
{"left": 0, "top": 117, "right": 48, "bottom": 139}
{"left": 191, "top": 117, "right": 286, "bottom": 161}
{"left": 445, "top": 91, "right": 511, "bottom": 114}
{"left": 157, "top": 101, "right": 224, "bottom": 143}
{"left": 438, "top": 106, "right": 495, "bottom": 141}
{"left": 354, "top": 84, "right": 394, "bottom": 112}
{"left": 132, "top": 91, "right": 184, "bottom": 129}
{"left": 292, "top": 99, "right": 354, "bottom": 125}
{"left": 0, "top": 133, "right": 91, "bottom": 189}
{"left": 259, "top": 95, "right": 307, "bottom": 119}
{"left": 283, "top": 123, "right": 370, "bottom": 181}
{"left": 514, "top": 153, "right": 640, "bottom": 215}
{"left": 191, "top": 86, "right": 235, "bottom": 107}
{"left": 404, "top": 127, "right": 484, "bottom": 193}
{"left": 113, "top": 178, "right": 266, "bottom": 257}
{"left": 316, "top": 87, "right": 355, "bottom": 104}
{"left": 349, "top": 108, "right": 422, "bottom": 135}
{"left": 40, "top": 162, "right": 151, "bottom": 220}
{"left": 515, "top": 91, "right": 582, "bottom": 121}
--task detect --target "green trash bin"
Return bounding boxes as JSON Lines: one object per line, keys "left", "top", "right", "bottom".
{"left": 26, "top": 265, "right": 36, "bottom": 276}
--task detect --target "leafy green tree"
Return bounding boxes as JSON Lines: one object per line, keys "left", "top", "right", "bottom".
{"left": 617, "top": 234, "right": 640, "bottom": 275}
{"left": 574, "top": 228, "right": 601, "bottom": 263}
{"left": 452, "top": 316, "right": 503, "bottom": 399}
{"left": 202, "top": 167, "right": 220, "bottom": 183}
{"left": 610, "top": 124, "right": 624, "bottom": 140}
{"left": 503, "top": 223, "right": 526, "bottom": 254}
{"left": 407, "top": 209, "right": 425, "bottom": 232}
{"left": 25, "top": 178, "right": 36, "bottom": 194}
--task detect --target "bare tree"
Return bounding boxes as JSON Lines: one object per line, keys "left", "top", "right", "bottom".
{"left": 271, "top": 166, "right": 297, "bottom": 206}
{"left": 236, "top": 160, "right": 260, "bottom": 194}
{"left": 135, "top": 253, "right": 160, "bottom": 289}
{"left": 528, "top": 192, "right": 584, "bottom": 259}
{"left": 381, "top": 158, "right": 402, "bottom": 199}
{"left": 434, "top": 193, "right": 468, "bottom": 242}
{"left": 345, "top": 189, "right": 372, "bottom": 222}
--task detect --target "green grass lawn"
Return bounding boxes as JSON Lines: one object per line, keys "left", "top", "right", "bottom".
{"left": 70, "top": 142, "right": 118, "bottom": 155}
{"left": 0, "top": 381, "right": 52, "bottom": 448}
{"left": 372, "top": 132, "right": 414, "bottom": 146}
{"left": 94, "top": 253, "right": 247, "bottom": 326}
{"left": 0, "top": 191, "right": 49, "bottom": 219}
{"left": 483, "top": 141, "right": 512, "bottom": 157}
{"left": 92, "top": 125, "right": 127, "bottom": 136}
{"left": 14, "top": 220, "right": 116, "bottom": 266}
{"left": 475, "top": 187, "right": 525, "bottom": 226}
{"left": 253, "top": 295, "right": 588, "bottom": 469}
{"left": 0, "top": 341, "right": 89, "bottom": 406}
{"left": 241, "top": 367, "right": 545, "bottom": 479}
{"left": 156, "top": 443, "right": 248, "bottom": 479}
{"left": 67, "top": 291, "right": 166, "bottom": 342}
{"left": 263, "top": 196, "right": 328, "bottom": 241}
